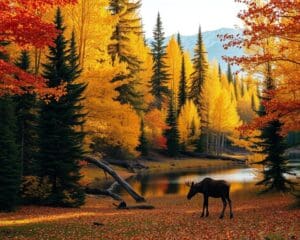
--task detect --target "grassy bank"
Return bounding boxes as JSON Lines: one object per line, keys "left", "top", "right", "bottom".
{"left": 0, "top": 191, "right": 299, "bottom": 239}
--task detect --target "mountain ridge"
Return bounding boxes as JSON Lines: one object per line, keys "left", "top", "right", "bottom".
{"left": 148, "top": 28, "right": 243, "bottom": 71}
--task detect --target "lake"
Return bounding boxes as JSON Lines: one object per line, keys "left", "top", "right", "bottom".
{"left": 111, "top": 159, "right": 300, "bottom": 198}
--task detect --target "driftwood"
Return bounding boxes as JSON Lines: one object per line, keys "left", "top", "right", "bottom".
{"left": 85, "top": 187, "right": 123, "bottom": 201}
{"left": 84, "top": 155, "right": 145, "bottom": 203}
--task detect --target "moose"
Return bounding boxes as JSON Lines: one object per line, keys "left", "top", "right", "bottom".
{"left": 186, "top": 177, "right": 233, "bottom": 219}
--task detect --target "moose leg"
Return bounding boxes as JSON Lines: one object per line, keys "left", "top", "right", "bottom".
{"left": 205, "top": 196, "right": 209, "bottom": 217}
{"left": 227, "top": 197, "right": 233, "bottom": 219}
{"left": 201, "top": 197, "right": 206, "bottom": 217}
{"left": 219, "top": 197, "right": 227, "bottom": 219}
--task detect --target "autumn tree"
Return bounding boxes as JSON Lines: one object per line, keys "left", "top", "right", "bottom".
{"left": 178, "top": 100, "right": 201, "bottom": 151}
{"left": 38, "top": 9, "right": 85, "bottom": 207}
{"left": 108, "top": 0, "right": 143, "bottom": 110}
{"left": 221, "top": 0, "right": 300, "bottom": 134}
{"left": 150, "top": 13, "right": 170, "bottom": 110}
{"left": 165, "top": 36, "right": 182, "bottom": 110}
{"left": 0, "top": 0, "right": 76, "bottom": 97}
{"left": 189, "top": 26, "right": 208, "bottom": 109}
{"left": 221, "top": 0, "right": 299, "bottom": 191}
{"left": 200, "top": 62, "right": 222, "bottom": 153}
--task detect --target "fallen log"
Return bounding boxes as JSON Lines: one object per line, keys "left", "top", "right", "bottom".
{"left": 85, "top": 187, "right": 123, "bottom": 202}
{"left": 84, "top": 155, "right": 145, "bottom": 203}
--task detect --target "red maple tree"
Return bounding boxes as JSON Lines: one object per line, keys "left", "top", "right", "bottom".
{"left": 0, "top": 0, "right": 76, "bottom": 97}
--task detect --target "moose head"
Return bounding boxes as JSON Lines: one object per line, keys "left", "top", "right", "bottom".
{"left": 186, "top": 181, "right": 202, "bottom": 200}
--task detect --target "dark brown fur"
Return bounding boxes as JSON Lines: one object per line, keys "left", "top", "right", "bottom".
{"left": 187, "top": 177, "right": 233, "bottom": 219}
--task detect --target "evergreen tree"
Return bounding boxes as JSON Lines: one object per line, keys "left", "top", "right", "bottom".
{"left": 108, "top": 0, "right": 143, "bottom": 110}
{"left": 38, "top": 9, "right": 86, "bottom": 207}
{"left": 136, "top": 119, "right": 149, "bottom": 156}
{"left": 0, "top": 96, "right": 20, "bottom": 212}
{"left": 257, "top": 62, "right": 294, "bottom": 192}
{"left": 0, "top": 44, "right": 20, "bottom": 212}
{"left": 150, "top": 13, "right": 170, "bottom": 110}
{"left": 164, "top": 93, "right": 180, "bottom": 157}
{"left": 189, "top": 26, "right": 208, "bottom": 109}
{"left": 178, "top": 56, "right": 187, "bottom": 111}
{"left": 227, "top": 63, "right": 233, "bottom": 83}
{"left": 218, "top": 63, "right": 222, "bottom": 81}
{"left": 177, "top": 32, "right": 183, "bottom": 53}
{"left": 14, "top": 50, "right": 38, "bottom": 176}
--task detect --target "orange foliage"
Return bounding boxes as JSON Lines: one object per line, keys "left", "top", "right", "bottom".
{"left": 221, "top": 0, "right": 300, "bottom": 134}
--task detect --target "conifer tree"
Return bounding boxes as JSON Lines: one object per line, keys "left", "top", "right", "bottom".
{"left": 38, "top": 9, "right": 86, "bottom": 207}
{"left": 108, "top": 0, "right": 143, "bottom": 110}
{"left": 177, "top": 32, "right": 183, "bottom": 53}
{"left": 136, "top": 119, "right": 149, "bottom": 156}
{"left": 0, "top": 97, "right": 20, "bottom": 212}
{"left": 164, "top": 93, "right": 180, "bottom": 157}
{"left": 189, "top": 26, "right": 208, "bottom": 109}
{"left": 178, "top": 56, "right": 187, "bottom": 111}
{"left": 0, "top": 45, "right": 20, "bottom": 212}
{"left": 150, "top": 13, "right": 170, "bottom": 110}
{"left": 14, "top": 50, "right": 38, "bottom": 176}
{"left": 256, "top": 63, "right": 294, "bottom": 192}
{"left": 218, "top": 64, "right": 222, "bottom": 81}
{"left": 227, "top": 63, "right": 233, "bottom": 83}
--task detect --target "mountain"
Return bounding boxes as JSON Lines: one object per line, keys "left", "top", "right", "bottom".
{"left": 148, "top": 28, "right": 243, "bottom": 72}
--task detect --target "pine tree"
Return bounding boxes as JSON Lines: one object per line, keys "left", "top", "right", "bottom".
{"left": 189, "top": 26, "right": 208, "bottom": 109}
{"left": 0, "top": 45, "right": 20, "bottom": 212}
{"left": 0, "top": 97, "right": 20, "bottom": 212}
{"left": 164, "top": 93, "right": 180, "bottom": 157}
{"left": 178, "top": 56, "right": 187, "bottom": 111}
{"left": 136, "top": 119, "right": 149, "bottom": 156}
{"left": 218, "top": 64, "right": 222, "bottom": 82}
{"left": 227, "top": 63, "right": 233, "bottom": 83}
{"left": 257, "top": 62, "right": 294, "bottom": 192}
{"left": 108, "top": 0, "right": 143, "bottom": 110}
{"left": 150, "top": 13, "right": 170, "bottom": 110}
{"left": 14, "top": 50, "right": 38, "bottom": 176}
{"left": 38, "top": 9, "right": 86, "bottom": 207}
{"left": 177, "top": 32, "right": 183, "bottom": 53}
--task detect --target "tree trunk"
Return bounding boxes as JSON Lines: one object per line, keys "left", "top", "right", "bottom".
{"left": 84, "top": 155, "right": 145, "bottom": 203}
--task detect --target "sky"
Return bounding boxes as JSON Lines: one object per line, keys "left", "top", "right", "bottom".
{"left": 140, "top": 0, "right": 243, "bottom": 37}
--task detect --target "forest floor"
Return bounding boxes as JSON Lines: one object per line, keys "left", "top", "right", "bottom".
{"left": 0, "top": 190, "right": 299, "bottom": 240}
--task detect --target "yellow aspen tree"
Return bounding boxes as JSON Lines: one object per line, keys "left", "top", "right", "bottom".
{"left": 84, "top": 61, "right": 140, "bottom": 156}
{"left": 165, "top": 36, "right": 182, "bottom": 108}
{"left": 183, "top": 51, "right": 193, "bottom": 92}
{"left": 178, "top": 100, "right": 201, "bottom": 151}
{"left": 211, "top": 88, "right": 241, "bottom": 154}
{"left": 200, "top": 62, "right": 222, "bottom": 152}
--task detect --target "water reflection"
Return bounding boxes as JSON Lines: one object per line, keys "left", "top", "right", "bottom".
{"left": 114, "top": 161, "right": 300, "bottom": 198}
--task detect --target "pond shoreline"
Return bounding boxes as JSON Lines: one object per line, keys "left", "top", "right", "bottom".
{"left": 81, "top": 156, "right": 247, "bottom": 185}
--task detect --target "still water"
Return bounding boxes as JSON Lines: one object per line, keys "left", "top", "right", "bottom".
{"left": 113, "top": 160, "right": 300, "bottom": 198}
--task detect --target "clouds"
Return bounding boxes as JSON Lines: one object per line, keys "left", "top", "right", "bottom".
{"left": 140, "top": 0, "right": 243, "bottom": 37}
